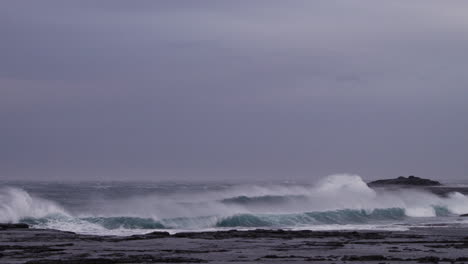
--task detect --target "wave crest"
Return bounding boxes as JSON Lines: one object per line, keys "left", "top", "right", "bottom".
{"left": 0, "top": 187, "right": 68, "bottom": 223}
{"left": 216, "top": 208, "right": 407, "bottom": 228}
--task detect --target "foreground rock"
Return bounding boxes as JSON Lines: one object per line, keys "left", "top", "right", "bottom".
{"left": 368, "top": 175, "right": 442, "bottom": 187}
{"left": 1, "top": 226, "right": 468, "bottom": 263}
{"left": 0, "top": 223, "right": 29, "bottom": 230}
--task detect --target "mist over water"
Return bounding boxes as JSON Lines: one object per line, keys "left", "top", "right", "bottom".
{"left": 1, "top": 174, "right": 468, "bottom": 236}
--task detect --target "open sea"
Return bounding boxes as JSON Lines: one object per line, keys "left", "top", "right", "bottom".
{"left": 1, "top": 174, "right": 468, "bottom": 236}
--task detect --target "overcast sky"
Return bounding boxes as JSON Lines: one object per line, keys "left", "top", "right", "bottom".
{"left": 1, "top": 1, "right": 467, "bottom": 182}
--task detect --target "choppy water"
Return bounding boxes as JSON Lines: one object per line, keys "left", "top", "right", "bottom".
{"left": 1, "top": 174, "right": 468, "bottom": 236}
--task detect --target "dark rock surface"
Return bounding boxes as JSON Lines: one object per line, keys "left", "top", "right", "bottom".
{"left": 171, "top": 229, "right": 387, "bottom": 240}
{"left": 368, "top": 175, "right": 442, "bottom": 187}
{"left": 1, "top": 227, "right": 468, "bottom": 263}
{"left": 0, "top": 223, "right": 29, "bottom": 230}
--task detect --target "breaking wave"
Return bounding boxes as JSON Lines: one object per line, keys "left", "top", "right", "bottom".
{"left": 2, "top": 174, "right": 468, "bottom": 235}
{"left": 0, "top": 187, "right": 68, "bottom": 223}
{"left": 216, "top": 208, "right": 409, "bottom": 227}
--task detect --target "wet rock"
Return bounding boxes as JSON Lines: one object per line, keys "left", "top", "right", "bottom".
{"left": 2, "top": 226, "right": 468, "bottom": 264}
{"left": 24, "top": 255, "right": 207, "bottom": 264}
{"left": 341, "top": 255, "right": 387, "bottom": 261}
{"left": 124, "top": 231, "right": 171, "bottom": 240}
{"left": 416, "top": 256, "right": 440, "bottom": 263}
{"left": 173, "top": 229, "right": 387, "bottom": 240}
{"left": 0, "top": 223, "right": 29, "bottom": 229}
{"left": 368, "top": 176, "right": 442, "bottom": 187}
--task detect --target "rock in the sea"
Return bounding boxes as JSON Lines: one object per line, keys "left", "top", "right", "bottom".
{"left": 460, "top": 213, "right": 468, "bottom": 217}
{"left": 367, "top": 176, "right": 442, "bottom": 187}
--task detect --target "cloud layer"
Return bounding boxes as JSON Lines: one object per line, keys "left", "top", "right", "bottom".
{"left": 1, "top": 1, "right": 467, "bottom": 181}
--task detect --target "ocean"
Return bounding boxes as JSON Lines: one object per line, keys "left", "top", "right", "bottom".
{"left": 1, "top": 174, "right": 468, "bottom": 236}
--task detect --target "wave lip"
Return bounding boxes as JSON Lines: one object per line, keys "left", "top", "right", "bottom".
{"left": 216, "top": 208, "right": 407, "bottom": 228}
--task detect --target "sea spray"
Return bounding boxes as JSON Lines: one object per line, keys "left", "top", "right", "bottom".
{"left": 0, "top": 187, "right": 68, "bottom": 223}
{"left": 2, "top": 174, "right": 468, "bottom": 235}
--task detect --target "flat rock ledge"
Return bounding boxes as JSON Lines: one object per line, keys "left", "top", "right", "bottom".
{"left": 2, "top": 226, "right": 468, "bottom": 263}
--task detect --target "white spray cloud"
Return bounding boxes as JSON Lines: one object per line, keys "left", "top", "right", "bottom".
{"left": 0, "top": 187, "right": 68, "bottom": 223}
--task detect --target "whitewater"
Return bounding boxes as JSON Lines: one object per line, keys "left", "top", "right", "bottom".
{"left": 1, "top": 174, "right": 468, "bottom": 236}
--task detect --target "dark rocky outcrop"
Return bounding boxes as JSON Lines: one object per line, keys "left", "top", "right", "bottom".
{"left": 0, "top": 223, "right": 29, "bottom": 230}
{"left": 460, "top": 213, "right": 468, "bottom": 217}
{"left": 124, "top": 231, "right": 170, "bottom": 240}
{"left": 367, "top": 176, "right": 442, "bottom": 187}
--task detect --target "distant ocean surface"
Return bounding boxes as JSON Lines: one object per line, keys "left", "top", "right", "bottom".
{"left": 1, "top": 174, "right": 468, "bottom": 236}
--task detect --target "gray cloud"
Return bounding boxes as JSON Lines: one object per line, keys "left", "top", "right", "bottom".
{"left": 1, "top": 1, "right": 467, "bottom": 181}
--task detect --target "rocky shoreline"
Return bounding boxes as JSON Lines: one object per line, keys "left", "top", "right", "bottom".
{"left": 1, "top": 224, "right": 468, "bottom": 263}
